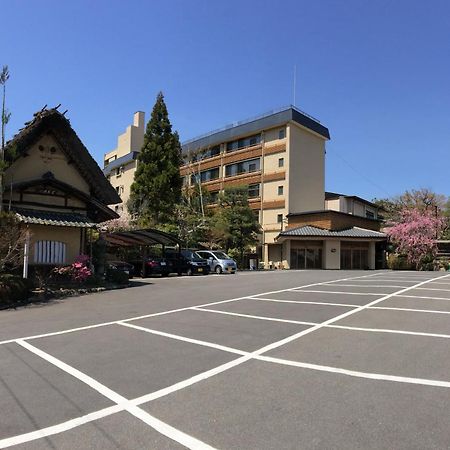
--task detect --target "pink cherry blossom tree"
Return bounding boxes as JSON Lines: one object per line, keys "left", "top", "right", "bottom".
{"left": 386, "top": 208, "right": 445, "bottom": 270}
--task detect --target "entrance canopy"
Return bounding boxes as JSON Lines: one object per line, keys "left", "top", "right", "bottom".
{"left": 104, "top": 229, "right": 182, "bottom": 247}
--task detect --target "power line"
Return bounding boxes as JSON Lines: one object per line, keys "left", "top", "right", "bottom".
{"left": 330, "top": 150, "right": 392, "bottom": 198}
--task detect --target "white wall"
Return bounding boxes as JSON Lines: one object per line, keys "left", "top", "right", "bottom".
{"left": 323, "top": 240, "right": 341, "bottom": 269}
{"left": 288, "top": 122, "right": 325, "bottom": 214}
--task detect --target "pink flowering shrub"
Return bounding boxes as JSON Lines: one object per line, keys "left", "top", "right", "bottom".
{"left": 51, "top": 259, "right": 92, "bottom": 284}
{"left": 386, "top": 208, "right": 445, "bottom": 269}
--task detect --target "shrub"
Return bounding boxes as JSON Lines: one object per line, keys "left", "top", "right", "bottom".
{"left": 0, "top": 274, "right": 32, "bottom": 305}
{"left": 387, "top": 254, "right": 414, "bottom": 270}
{"left": 51, "top": 261, "right": 92, "bottom": 285}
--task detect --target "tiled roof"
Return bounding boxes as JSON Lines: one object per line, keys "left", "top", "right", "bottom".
{"left": 15, "top": 208, "right": 96, "bottom": 228}
{"left": 279, "top": 226, "right": 386, "bottom": 239}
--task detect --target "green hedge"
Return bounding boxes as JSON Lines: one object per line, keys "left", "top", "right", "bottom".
{"left": 0, "top": 274, "right": 33, "bottom": 306}
{"left": 387, "top": 254, "right": 413, "bottom": 270}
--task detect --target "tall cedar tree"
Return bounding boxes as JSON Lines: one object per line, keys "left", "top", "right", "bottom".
{"left": 129, "top": 92, "right": 182, "bottom": 225}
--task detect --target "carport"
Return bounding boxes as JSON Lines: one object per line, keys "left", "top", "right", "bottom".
{"left": 103, "top": 229, "right": 182, "bottom": 275}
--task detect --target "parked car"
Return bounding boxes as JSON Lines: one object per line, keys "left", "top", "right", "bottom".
{"left": 106, "top": 261, "right": 134, "bottom": 279}
{"left": 129, "top": 256, "right": 172, "bottom": 277}
{"left": 165, "top": 249, "right": 210, "bottom": 276}
{"left": 196, "top": 250, "right": 237, "bottom": 274}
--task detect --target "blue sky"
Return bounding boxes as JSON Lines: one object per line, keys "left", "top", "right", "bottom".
{"left": 2, "top": 0, "right": 449, "bottom": 201}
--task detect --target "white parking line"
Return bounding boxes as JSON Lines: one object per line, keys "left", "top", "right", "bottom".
{"left": 0, "top": 273, "right": 380, "bottom": 346}
{"left": 415, "top": 287, "right": 450, "bottom": 292}
{"left": 371, "top": 306, "right": 450, "bottom": 315}
{"left": 193, "top": 305, "right": 450, "bottom": 339}
{"left": 255, "top": 355, "right": 450, "bottom": 389}
{"left": 192, "top": 306, "right": 317, "bottom": 326}
{"left": 292, "top": 289, "right": 381, "bottom": 296}
{"left": 395, "top": 294, "right": 450, "bottom": 302}
{"left": 118, "top": 322, "right": 248, "bottom": 356}
{"left": 13, "top": 340, "right": 216, "bottom": 450}
{"left": 247, "top": 297, "right": 360, "bottom": 308}
{"left": 327, "top": 279, "right": 416, "bottom": 284}
{"left": 322, "top": 283, "right": 408, "bottom": 289}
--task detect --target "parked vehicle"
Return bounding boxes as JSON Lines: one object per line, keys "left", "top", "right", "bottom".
{"left": 165, "top": 249, "right": 210, "bottom": 276}
{"left": 129, "top": 256, "right": 172, "bottom": 277}
{"left": 196, "top": 250, "right": 237, "bottom": 274}
{"left": 106, "top": 261, "right": 134, "bottom": 279}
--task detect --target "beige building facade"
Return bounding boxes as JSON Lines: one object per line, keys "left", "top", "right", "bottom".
{"left": 104, "top": 111, "right": 145, "bottom": 213}
{"left": 180, "top": 106, "right": 330, "bottom": 267}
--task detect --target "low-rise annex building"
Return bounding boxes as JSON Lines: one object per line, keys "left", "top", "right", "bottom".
{"left": 3, "top": 107, "right": 121, "bottom": 269}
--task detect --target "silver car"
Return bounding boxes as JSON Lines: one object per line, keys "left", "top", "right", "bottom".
{"left": 196, "top": 250, "right": 237, "bottom": 274}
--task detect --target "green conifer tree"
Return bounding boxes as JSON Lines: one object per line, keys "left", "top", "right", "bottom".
{"left": 129, "top": 92, "right": 182, "bottom": 225}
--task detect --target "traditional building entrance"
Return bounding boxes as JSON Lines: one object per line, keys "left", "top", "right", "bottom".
{"left": 290, "top": 241, "right": 323, "bottom": 269}
{"left": 340, "top": 242, "right": 369, "bottom": 270}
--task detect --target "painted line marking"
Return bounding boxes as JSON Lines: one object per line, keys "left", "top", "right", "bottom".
{"left": 0, "top": 273, "right": 380, "bottom": 346}
{"left": 247, "top": 297, "right": 360, "bottom": 308}
{"left": 325, "top": 279, "right": 416, "bottom": 284}
{"left": 291, "top": 289, "right": 382, "bottom": 296}
{"left": 322, "top": 283, "right": 408, "bottom": 289}
{"left": 415, "top": 287, "right": 450, "bottom": 292}
{"left": 395, "top": 294, "right": 450, "bottom": 302}
{"left": 370, "top": 306, "right": 450, "bottom": 315}
{"left": 328, "top": 324, "right": 450, "bottom": 339}
{"left": 192, "top": 306, "right": 317, "bottom": 326}
{"left": 13, "top": 340, "right": 216, "bottom": 450}
{"left": 194, "top": 305, "right": 450, "bottom": 340}
{"left": 256, "top": 355, "right": 450, "bottom": 388}
{"left": 118, "top": 322, "right": 248, "bottom": 356}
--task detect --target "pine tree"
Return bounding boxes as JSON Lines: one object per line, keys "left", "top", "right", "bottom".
{"left": 129, "top": 92, "right": 182, "bottom": 225}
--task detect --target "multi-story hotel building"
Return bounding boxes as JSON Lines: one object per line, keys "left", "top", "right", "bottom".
{"left": 103, "top": 106, "right": 386, "bottom": 270}
{"left": 103, "top": 111, "right": 145, "bottom": 213}
{"left": 181, "top": 106, "right": 332, "bottom": 267}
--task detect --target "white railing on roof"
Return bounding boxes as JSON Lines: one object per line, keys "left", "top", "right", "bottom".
{"left": 182, "top": 105, "right": 321, "bottom": 146}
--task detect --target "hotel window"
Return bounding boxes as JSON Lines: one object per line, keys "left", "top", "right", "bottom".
{"left": 278, "top": 157, "right": 284, "bottom": 168}
{"left": 366, "top": 210, "right": 375, "bottom": 219}
{"left": 248, "top": 183, "right": 260, "bottom": 198}
{"left": 115, "top": 166, "right": 124, "bottom": 177}
{"left": 279, "top": 128, "right": 286, "bottom": 139}
{"left": 278, "top": 185, "right": 284, "bottom": 196}
{"left": 225, "top": 158, "right": 260, "bottom": 177}
{"left": 34, "top": 241, "right": 67, "bottom": 265}
{"left": 191, "top": 167, "right": 220, "bottom": 184}
{"left": 201, "top": 145, "right": 221, "bottom": 159}
{"left": 277, "top": 214, "right": 283, "bottom": 223}
{"left": 226, "top": 134, "right": 261, "bottom": 153}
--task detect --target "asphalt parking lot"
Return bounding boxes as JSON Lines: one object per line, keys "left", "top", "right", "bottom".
{"left": 1, "top": 269, "right": 450, "bottom": 449}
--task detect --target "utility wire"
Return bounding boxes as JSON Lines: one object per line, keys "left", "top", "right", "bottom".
{"left": 329, "top": 150, "right": 392, "bottom": 198}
